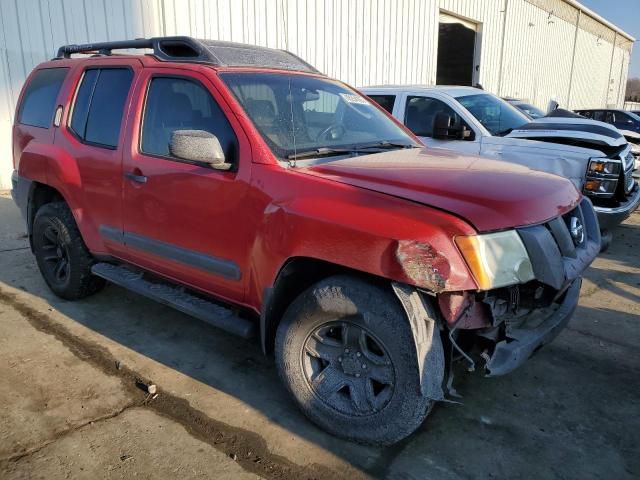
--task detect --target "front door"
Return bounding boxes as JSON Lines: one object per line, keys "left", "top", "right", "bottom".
{"left": 403, "top": 95, "right": 480, "bottom": 155}
{"left": 120, "top": 69, "right": 253, "bottom": 303}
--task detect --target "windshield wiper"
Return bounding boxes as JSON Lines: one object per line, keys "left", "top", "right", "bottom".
{"left": 286, "top": 147, "right": 357, "bottom": 160}
{"left": 355, "top": 140, "right": 420, "bottom": 150}
{"left": 286, "top": 141, "right": 418, "bottom": 160}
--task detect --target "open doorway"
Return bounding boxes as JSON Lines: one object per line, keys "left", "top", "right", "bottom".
{"left": 436, "top": 12, "right": 480, "bottom": 86}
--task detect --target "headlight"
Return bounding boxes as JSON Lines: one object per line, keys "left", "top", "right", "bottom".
{"left": 584, "top": 179, "right": 618, "bottom": 195}
{"left": 455, "top": 230, "right": 534, "bottom": 290}
{"left": 587, "top": 159, "right": 621, "bottom": 175}
{"left": 584, "top": 157, "right": 620, "bottom": 198}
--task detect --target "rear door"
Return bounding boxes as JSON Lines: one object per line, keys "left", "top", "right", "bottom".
{"left": 119, "top": 67, "right": 253, "bottom": 303}
{"left": 56, "top": 59, "right": 141, "bottom": 255}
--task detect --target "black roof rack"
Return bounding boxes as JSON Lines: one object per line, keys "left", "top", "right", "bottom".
{"left": 55, "top": 36, "right": 320, "bottom": 74}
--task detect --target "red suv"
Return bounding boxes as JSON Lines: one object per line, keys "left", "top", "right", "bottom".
{"left": 11, "top": 37, "right": 600, "bottom": 445}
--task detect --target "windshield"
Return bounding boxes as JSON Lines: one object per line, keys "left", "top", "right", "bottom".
{"left": 220, "top": 72, "right": 417, "bottom": 159}
{"left": 513, "top": 102, "right": 546, "bottom": 119}
{"left": 457, "top": 93, "right": 529, "bottom": 136}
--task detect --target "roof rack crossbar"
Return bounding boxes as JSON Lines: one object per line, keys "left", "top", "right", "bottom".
{"left": 57, "top": 39, "right": 155, "bottom": 58}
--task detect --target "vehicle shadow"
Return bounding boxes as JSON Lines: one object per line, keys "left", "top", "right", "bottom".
{"left": 0, "top": 196, "right": 638, "bottom": 479}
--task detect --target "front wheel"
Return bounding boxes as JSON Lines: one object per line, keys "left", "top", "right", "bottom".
{"left": 275, "top": 275, "right": 434, "bottom": 445}
{"left": 32, "top": 202, "right": 105, "bottom": 300}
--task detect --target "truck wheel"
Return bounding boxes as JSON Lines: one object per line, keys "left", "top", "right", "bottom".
{"left": 32, "top": 202, "right": 105, "bottom": 300}
{"left": 275, "top": 275, "right": 433, "bottom": 445}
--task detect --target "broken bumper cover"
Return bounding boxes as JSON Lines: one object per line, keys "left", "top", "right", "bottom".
{"left": 485, "top": 279, "right": 581, "bottom": 376}
{"left": 593, "top": 183, "right": 640, "bottom": 230}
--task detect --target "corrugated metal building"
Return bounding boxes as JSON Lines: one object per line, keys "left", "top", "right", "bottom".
{"left": 0, "top": 0, "right": 634, "bottom": 189}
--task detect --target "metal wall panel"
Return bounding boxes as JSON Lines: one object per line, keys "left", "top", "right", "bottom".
{"left": 500, "top": 0, "right": 576, "bottom": 107}
{"left": 0, "top": 0, "right": 633, "bottom": 189}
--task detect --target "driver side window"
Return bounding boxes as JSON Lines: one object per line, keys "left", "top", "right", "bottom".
{"left": 141, "top": 76, "right": 238, "bottom": 162}
{"left": 404, "top": 96, "right": 462, "bottom": 137}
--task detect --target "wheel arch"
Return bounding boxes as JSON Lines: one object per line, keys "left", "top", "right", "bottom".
{"left": 260, "top": 257, "right": 390, "bottom": 354}
{"left": 26, "top": 182, "right": 67, "bottom": 248}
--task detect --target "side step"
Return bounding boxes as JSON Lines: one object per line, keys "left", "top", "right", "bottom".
{"left": 91, "top": 263, "right": 255, "bottom": 339}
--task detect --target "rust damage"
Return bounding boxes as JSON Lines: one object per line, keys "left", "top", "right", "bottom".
{"left": 396, "top": 240, "right": 450, "bottom": 293}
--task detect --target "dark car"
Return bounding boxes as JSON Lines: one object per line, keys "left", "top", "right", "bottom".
{"left": 576, "top": 109, "right": 640, "bottom": 135}
{"left": 503, "top": 97, "right": 546, "bottom": 119}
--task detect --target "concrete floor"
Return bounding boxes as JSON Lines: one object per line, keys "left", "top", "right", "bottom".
{"left": 0, "top": 190, "right": 638, "bottom": 479}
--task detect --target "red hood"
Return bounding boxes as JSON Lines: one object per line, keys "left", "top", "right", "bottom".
{"left": 302, "top": 148, "right": 581, "bottom": 232}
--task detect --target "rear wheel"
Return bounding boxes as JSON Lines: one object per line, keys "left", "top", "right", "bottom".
{"left": 32, "top": 202, "right": 105, "bottom": 300}
{"left": 275, "top": 275, "right": 433, "bottom": 445}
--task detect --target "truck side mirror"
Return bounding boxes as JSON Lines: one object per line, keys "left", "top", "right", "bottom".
{"left": 459, "top": 125, "right": 473, "bottom": 140}
{"left": 433, "top": 112, "right": 453, "bottom": 139}
{"left": 169, "top": 130, "right": 231, "bottom": 170}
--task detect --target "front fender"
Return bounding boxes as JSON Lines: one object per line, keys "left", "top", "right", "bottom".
{"left": 247, "top": 171, "right": 478, "bottom": 303}
{"left": 481, "top": 137, "right": 589, "bottom": 190}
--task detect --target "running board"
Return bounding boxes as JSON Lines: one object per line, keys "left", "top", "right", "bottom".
{"left": 91, "top": 263, "right": 255, "bottom": 339}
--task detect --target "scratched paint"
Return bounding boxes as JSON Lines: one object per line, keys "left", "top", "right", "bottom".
{"left": 396, "top": 240, "right": 450, "bottom": 293}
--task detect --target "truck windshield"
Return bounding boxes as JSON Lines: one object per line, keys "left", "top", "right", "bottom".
{"left": 220, "top": 72, "right": 418, "bottom": 160}
{"left": 457, "top": 94, "right": 529, "bottom": 136}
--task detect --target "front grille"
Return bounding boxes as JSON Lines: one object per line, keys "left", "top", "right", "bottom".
{"left": 623, "top": 151, "right": 635, "bottom": 195}
{"left": 516, "top": 199, "right": 600, "bottom": 291}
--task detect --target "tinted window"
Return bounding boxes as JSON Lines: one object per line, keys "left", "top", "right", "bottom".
{"left": 404, "top": 96, "right": 461, "bottom": 137}
{"left": 141, "top": 77, "right": 237, "bottom": 161}
{"left": 70, "top": 68, "right": 133, "bottom": 148}
{"left": 18, "top": 68, "right": 68, "bottom": 128}
{"left": 85, "top": 69, "right": 133, "bottom": 147}
{"left": 69, "top": 69, "right": 99, "bottom": 138}
{"left": 368, "top": 95, "right": 396, "bottom": 114}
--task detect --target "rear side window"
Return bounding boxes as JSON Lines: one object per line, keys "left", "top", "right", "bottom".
{"left": 368, "top": 95, "right": 396, "bottom": 114}
{"left": 141, "top": 76, "right": 237, "bottom": 162}
{"left": 18, "top": 68, "right": 68, "bottom": 128}
{"left": 70, "top": 68, "right": 134, "bottom": 148}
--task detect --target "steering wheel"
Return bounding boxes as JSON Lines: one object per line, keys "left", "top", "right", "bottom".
{"left": 315, "top": 124, "right": 347, "bottom": 142}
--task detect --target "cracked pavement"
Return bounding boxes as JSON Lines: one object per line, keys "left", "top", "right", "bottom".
{"left": 0, "top": 190, "right": 638, "bottom": 479}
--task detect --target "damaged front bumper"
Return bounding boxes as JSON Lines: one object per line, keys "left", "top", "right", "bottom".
{"left": 484, "top": 279, "right": 580, "bottom": 376}
{"left": 439, "top": 198, "right": 599, "bottom": 378}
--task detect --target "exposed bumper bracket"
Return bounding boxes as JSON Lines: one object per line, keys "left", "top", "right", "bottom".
{"left": 485, "top": 279, "right": 581, "bottom": 376}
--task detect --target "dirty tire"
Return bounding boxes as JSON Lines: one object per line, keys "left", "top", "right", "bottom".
{"left": 275, "top": 275, "right": 433, "bottom": 445}
{"left": 32, "top": 202, "right": 105, "bottom": 300}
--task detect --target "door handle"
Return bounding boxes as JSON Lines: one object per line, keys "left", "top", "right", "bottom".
{"left": 125, "top": 170, "right": 147, "bottom": 184}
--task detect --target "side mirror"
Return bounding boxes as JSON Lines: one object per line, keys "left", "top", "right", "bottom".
{"left": 169, "top": 130, "right": 231, "bottom": 170}
{"left": 433, "top": 112, "right": 453, "bottom": 139}
{"left": 458, "top": 125, "right": 473, "bottom": 140}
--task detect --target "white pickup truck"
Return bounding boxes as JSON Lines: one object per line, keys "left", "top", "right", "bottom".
{"left": 361, "top": 86, "right": 640, "bottom": 231}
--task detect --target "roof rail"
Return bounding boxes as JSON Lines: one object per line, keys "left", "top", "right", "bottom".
{"left": 55, "top": 36, "right": 321, "bottom": 74}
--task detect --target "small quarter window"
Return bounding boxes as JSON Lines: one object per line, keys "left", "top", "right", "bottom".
{"left": 18, "top": 68, "right": 68, "bottom": 128}
{"left": 368, "top": 95, "right": 396, "bottom": 114}
{"left": 70, "top": 68, "right": 133, "bottom": 148}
